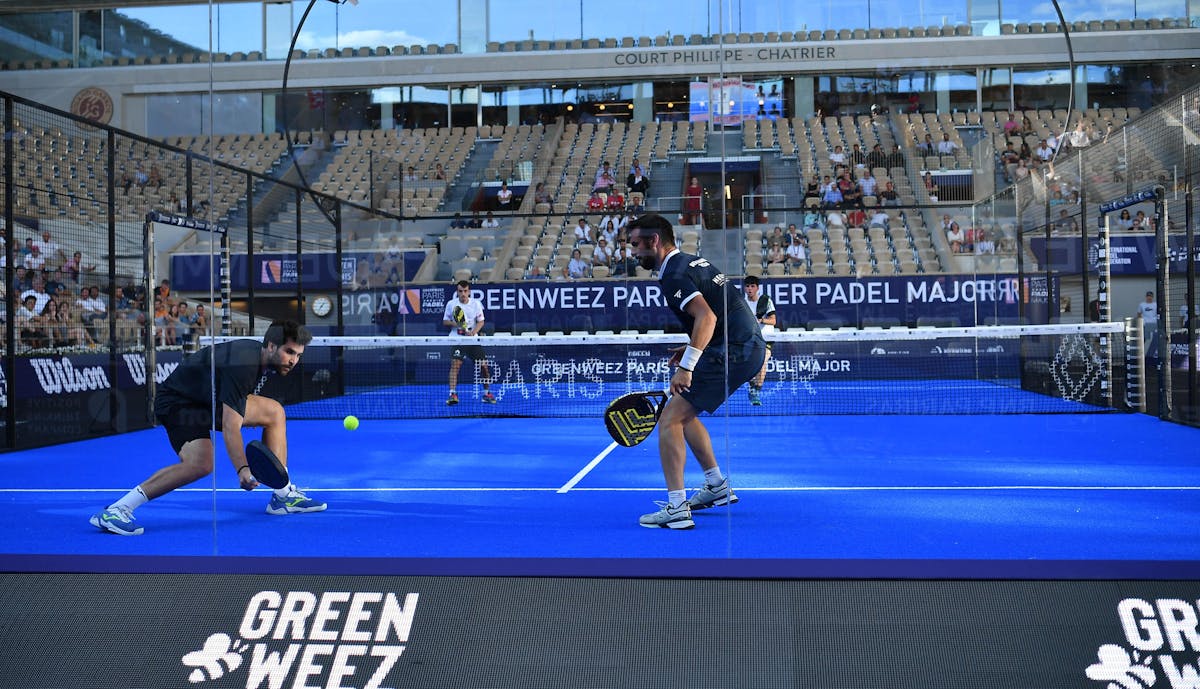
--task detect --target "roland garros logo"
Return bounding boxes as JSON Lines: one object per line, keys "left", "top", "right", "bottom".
{"left": 1086, "top": 598, "right": 1200, "bottom": 688}
{"left": 180, "top": 590, "right": 417, "bottom": 688}
{"left": 70, "top": 87, "right": 113, "bottom": 124}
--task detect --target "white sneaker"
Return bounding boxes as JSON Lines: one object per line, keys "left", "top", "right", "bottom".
{"left": 638, "top": 501, "right": 695, "bottom": 530}
{"left": 687, "top": 478, "right": 739, "bottom": 510}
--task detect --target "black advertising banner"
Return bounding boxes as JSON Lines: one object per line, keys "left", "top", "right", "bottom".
{"left": 2, "top": 573, "right": 1199, "bottom": 689}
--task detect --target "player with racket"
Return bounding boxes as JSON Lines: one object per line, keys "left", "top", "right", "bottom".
{"left": 626, "top": 214, "right": 766, "bottom": 529}
{"left": 742, "top": 275, "right": 776, "bottom": 406}
{"left": 89, "top": 320, "right": 326, "bottom": 536}
{"left": 442, "top": 280, "right": 497, "bottom": 405}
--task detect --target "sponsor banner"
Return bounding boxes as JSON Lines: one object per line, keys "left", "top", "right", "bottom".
{"left": 171, "top": 251, "right": 425, "bottom": 292}
{"left": 345, "top": 275, "right": 1028, "bottom": 334}
{"left": 2, "top": 573, "right": 1199, "bottom": 689}
{"left": 1030, "top": 235, "right": 1200, "bottom": 275}
{"left": 9, "top": 351, "right": 183, "bottom": 401}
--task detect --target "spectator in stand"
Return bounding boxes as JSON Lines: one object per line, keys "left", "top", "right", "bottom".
{"left": 866, "top": 144, "right": 888, "bottom": 170}
{"left": 1068, "top": 121, "right": 1090, "bottom": 149}
{"left": 845, "top": 207, "right": 867, "bottom": 228}
{"left": 55, "top": 299, "right": 96, "bottom": 347}
{"left": 597, "top": 218, "right": 618, "bottom": 246}
{"left": 567, "top": 249, "right": 589, "bottom": 279}
{"left": 1035, "top": 139, "right": 1054, "bottom": 162}
{"left": 849, "top": 143, "right": 866, "bottom": 168}
{"left": 887, "top": 144, "right": 906, "bottom": 169}
{"left": 946, "top": 221, "right": 966, "bottom": 253}
{"left": 147, "top": 165, "right": 163, "bottom": 190}
{"left": 525, "top": 267, "right": 549, "bottom": 281}
{"left": 63, "top": 250, "right": 96, "bottom": 283}
{"left": 533, "top": 182, "right": 554, "bottom": 205}
{"left": 592, "top": 237, "right": 613, "bottom": 269}
{"left": 449, "top": 212, "right": 469, "bottom": 229}
{"left": 766, "top": 242, "right": 787, "bottom": 266}
{"left": 481, "top": 211, "right": 500, "bottom": 229}
{"left": 11, "top": 266, "right": 31, "bottom": 293}
{"left": 975, "top": 229, "right": 996, "bottom": 255}
{"left": 803, "top": 208, "right": 825, "bottom": 229}
{"left": 134, "top": 164, "right": 149, "bottom": 189}
{"left": 869, "top": 208, "right": 890, "bottom": 230}
{"left": 23, "top": 244, "right": 45, "bottom": 272}
{"left": 626, "top": 165, "right": 650, "bottom": 204}
{"left": 594, "top": 162, "right": 617, "bottom": 194}
{"left": 858, "top": 169, "right": 877, "bottom": 198}
{"left": 683, "top": 177, "right": 704, "bottom": 226}
{"left": 587, "top": 190, "right": 606, "bottom": 212}
{"left": 826, "top": 208, "right": 847, "bottom": 229}
{"left": 17, "top": 294, "right": 49, "bottom": 349}
{"left": 612, "top": 238, "right": 638, "bottom": 276}
{"left": 574, "top": 218, "right": 594, "bottom": 244}
{"left": 33, "top": 230, "right": 65, "bottom": 267}
{"left": 606, "top": 188, "right": 625, "bottom": 211}
{"left": 1000, "top": 141, "right": 1020, "bottom": 181}
{"left": 1021, "top": 115, "right": 1035, "bottom": 135}
{"left": 1116, "top": 209, "right": 1134, "bottom": 230}
{"left": 78, "top": 284, "right": 108, "bottom": 336}
{"left": 1054, "top": 209, "right": 1079, "bottom": 234}
{"left": 879, "top": 181, "right": 901, "bottom": 207}
{"left": 188, "top": 304, "right": 209, "bottom": 349}
{"left": 44, "top": 268, "right": 68, "bottom": 298}
{"left": 785, "top": 235, "right": 807, "bottom": 267}
{"left": 403, "top": 166, "right": 419, "bottom": 183}
{"left": 468, "top": 211, "right": 484, "bottom": 229}
{"left": 767, "top": 226, "right": 787, "bottom": 250}
{"left": 916, "top": 134, "right": 934, "bottom": 154}
{"left": 1003, "top": 112, "right": 1021, "bottom": 136}
{"left": 433, "top": 163, "right": 446, "bottom": 181}
{"left": 495, "top": 180, "right": 513, "bottom": 211}
{"left": 804, "top": 171, "right": 821, "bottom": 201}
{"left": 923, "top": 172, "right": 939, "bottom": 202}
{"left": 629, "top": 158, "right": 648, "bottom": 180}
{"left": 821, "top": 180, "right": 844, "bottom": 209}
{"left": 828, "top": 145, "right": 847, "bottom": 166}
{"left": 937, "top": 133, "right": 959, "bottom": 155}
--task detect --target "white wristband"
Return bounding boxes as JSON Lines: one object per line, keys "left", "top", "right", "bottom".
{"left": 679, "top": 345, "right": 703, "bottom": 372}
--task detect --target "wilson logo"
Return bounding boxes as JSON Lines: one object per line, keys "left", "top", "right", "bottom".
{"left": 29, "top": 358, "right": 110, "bottom": 394}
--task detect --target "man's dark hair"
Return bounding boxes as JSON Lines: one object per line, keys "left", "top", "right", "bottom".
{"left": 743, "top": 275, "right": 760, "bottom": 286}
{"left": 263, "top": 320, "right": 312, "bottom": 349}
{"left": 456, "top": 279, "right": 471, "bottom": 289}
{"left": 625, "top": 213, "right": 675, "bottom": 246}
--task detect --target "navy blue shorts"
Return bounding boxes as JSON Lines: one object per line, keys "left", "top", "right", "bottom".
{"left": 679, "top": 336, "right": 767, "bottom": 413}
{"left": 155, "top": 391, "right": 216, "bottom": 454}
{"left": 451, "top": 344, "right": 487, "bottom": 362}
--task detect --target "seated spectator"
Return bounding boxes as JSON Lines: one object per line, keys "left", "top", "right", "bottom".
{"left": 1003, "top": 112, "right": 1021, "bottom": 135}
{"left": 785, "top": 236, "right": 807, "bottom": 266}
{"left": 767, "top": 244, "right": 787, "bottom": 265}
{"left": 134, "top": 164, "right": 149, "bottom": 188}
{"left": 848, "top": 143, "right": 866, "bottom": 168}
{"left": 626, "top": 166, "right": 650, "bottom": 200}
{"left": 606, "top": 189, "right": 625, "bottom": 210}
{"left": 533, "top": 182, "right": 554, "bottom": 205}
{"left": 147, "top": 165, "right": 163, "bottom": 190}
{"left": 937, "top": 133, "right": 959, "bottom": 155}
{"left": 767, "top": 226, "right": 787, "bottom": 249}
{"left": 33, "top": 230, "right": 64, "bottom": 267}
{"left": 525, "top": 266, "right": 550, "bottom": 280}
{"left": 845, "top": 208, "right": 866, "bottom": 228}
{"left": 23, "top": 245, "right": 45, "bottom": 272}
{"left": 975, "top": 231, "right": 996, "bottom": 255}
{"left": 858, "top": 169, "right": 877, "bottom": 198}
{"left": 594, "top": 162, "right": 616, "bottom": 194}
{"left": 800, "top": 210, "right": 822, "bottom": 231}
{"left": 828, "top": 145, "right": 847, "bottom": 166}
{"left": 403, "top": 166, "right": 419, "bottom": 183}
{"left": 946, "top": 221, "right": 966, "bottom": 253}
{"left": 567, "top": 249, "right": 589, "bottom": 279}
{"left": 188, "top": 304, "right": 208, "bottom": 348}
{"left": 869, "top": 209, "right": 890, "bottom": 229}
{"left": 78, "top": 285, "right": 107, "bottom": 337}
{"left": 449, "top": 212, "right": 469, "bottom": 229}
{"left": 923, "top": 172, "right": 939, "bottom": 202}
{"left": 468, "top": 212, "right": 484, "bottom": 229}
{"left": 1035, "top": 139, "right": 1054, "bottom": 162}
{"left": 17, "top": 294, "right": 49, "bottom": 349}
{"left": 481, "top": 211, "right": 500, "bottom": 228}
{"left": 63, "top": 252, "right": 96, "bottom": 284}
{"left": 495, "top": 181, "right": 513, "bottom": 210}
{"left": 821, "top": 183, "right": 843, "bottom": 209}
{"left": 804, "top": 173, "right": 821, "bottom": 200}
{"left": 1053, "top": 209, "right": 1079, "bottom": 234}
{"left": 886, "top": 144, "right": 906, "bottom": 169}
{"left": 612, "top": 240, "right": 638, "bottom": 276}
{"left": 176, "top": 302, "right": 196, "bottom": 346}
{"left": 878, "top": 181, "right": 901, "bottom": 207}
{"left": 592, "top": 238, "right": 613, "bottom": 268}
{"left": 597, "top": 219, "right": 618, "bottom": 246}
{"left": 21, "top": 273, "right": 51, "bottom": 315}
{"left": 826, "top": 209, "right": 847, "bottom": 228}
{"left": 44, "top": 268, "right": 68, "bottom": 298}
{"left": 586, "top": 190, "right": 606, "bottom": 212}
{"left": 916, "top": 134, "right": 934, "bottom": 154}
{"left": 573, "top": 218, "right": 593, "bottom": 244}
{"left": 1116, "top": 209, "right": 1134, "bottom": 230}
{"left": 433, "top": 163, "right": 446, "bottom": 181}
{"left": 866, "top": 144, "right": 888, "bottom": 170}
{"left": 54, "top": 299, "right": 95, "bottom": 347}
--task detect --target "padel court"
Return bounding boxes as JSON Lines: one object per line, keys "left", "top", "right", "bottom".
{"left": 3, "top": 406, "right": 1198, "bottom": 579}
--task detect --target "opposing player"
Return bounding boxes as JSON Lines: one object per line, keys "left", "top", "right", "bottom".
{"left": 627, "top": 213, "right": 766, "bottom": 529}
{"left": 742, "top": 275, "right": 776, "bottom": 406}
{"left": 442, "top": 280, "right": 497, "bottom": 405}
{"left": 89, "top": 320, "right": 325, "bottom": 536}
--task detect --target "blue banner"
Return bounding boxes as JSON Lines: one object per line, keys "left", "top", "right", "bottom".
{"left": 170, "top": 251, "right": 426, "bottom": 291}
{"left": 1030, "top": 235, "right": 1200, "bottom": 275}
{"left": 345, "top": 275, "right": 1032, "bottom": 335}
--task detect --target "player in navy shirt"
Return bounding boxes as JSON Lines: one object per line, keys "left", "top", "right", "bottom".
{"left": 627, "top": 214, "right": 766, "bottom": 529}
{"left": 90, "top": 320, "right": 326, "bottom": 535}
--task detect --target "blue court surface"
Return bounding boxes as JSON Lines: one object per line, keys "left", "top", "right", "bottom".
{"left": 3, "top": 407, "right": 1199, "bottom": 579}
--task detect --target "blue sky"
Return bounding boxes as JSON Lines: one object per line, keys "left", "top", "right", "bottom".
{"left": 121, "top": 0, "right": 1189, "bottom": 57}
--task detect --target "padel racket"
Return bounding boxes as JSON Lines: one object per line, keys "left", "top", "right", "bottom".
{"left": 604, "top": 391, "right": 669, "bottom": 447}
{"left": 246, "top": 440, "right": 289, "bottom": 489}
{"left": 452, "top": 304, "right": 469, "bottom": 330}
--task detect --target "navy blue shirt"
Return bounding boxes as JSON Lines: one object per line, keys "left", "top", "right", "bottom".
{"left": 159, "top": 339, "right": 267, "bottom": 419}
{"left": 658, "top": 250, "right": 759, "bottom": 349}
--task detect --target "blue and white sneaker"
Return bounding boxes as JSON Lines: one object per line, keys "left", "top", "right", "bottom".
{"left": 266, "top": 488, "right": 328, "bottom": 515}
{"left": 638, "top": 501, "right": 695, "bottom": 530}
{"left": 89, "top": 506, "right": 144, "bottom": 536}
{"left": 687, "top": 478, "right": 739, "bottom": 510}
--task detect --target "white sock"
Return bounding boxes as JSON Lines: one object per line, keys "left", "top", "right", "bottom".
{"left": 703, "top": 467, "right": 724, "bottom": 486}
{"left": 112, "top": 486, "right": 149, "bottom": 513}
{"left": 667, "top": 489, "right": 687, "bottom": 508}
{"left": 273, "top": 483, "right": 296, "bottom": 498}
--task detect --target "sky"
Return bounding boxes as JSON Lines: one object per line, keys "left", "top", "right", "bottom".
{"left": 119, "top": 0, "right": 1191, "bottom": 58}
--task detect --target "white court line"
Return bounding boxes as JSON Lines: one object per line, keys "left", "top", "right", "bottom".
{"left": 557, "top": 441, "right": 620, "bottom": 493}
{"left": 4, "top": 485, "right": 1200, "bottom": 493}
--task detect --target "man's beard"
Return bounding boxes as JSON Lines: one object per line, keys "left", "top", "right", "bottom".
{"left": 637, "top": 254, "right": 657, "bottom": 271}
